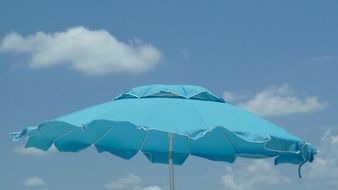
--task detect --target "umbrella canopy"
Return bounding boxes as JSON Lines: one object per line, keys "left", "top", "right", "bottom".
{"left": 11, "top": 84, "right": 317, "bottom": 188}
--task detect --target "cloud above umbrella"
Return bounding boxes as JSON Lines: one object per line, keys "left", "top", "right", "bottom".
{"left": 224, "top": 84, "right": 326, "bottom": 117}
{"left": 0, "top": 26, "right": 162, "bottom": 75}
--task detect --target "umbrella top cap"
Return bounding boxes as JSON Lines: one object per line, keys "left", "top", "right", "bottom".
{"left": 115, "top": 84, "right": 225, "bottom": 103}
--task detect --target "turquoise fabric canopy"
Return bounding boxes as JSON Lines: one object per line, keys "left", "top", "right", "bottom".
{"left": 11, "top": 84, "right": 316, "bottom": 179}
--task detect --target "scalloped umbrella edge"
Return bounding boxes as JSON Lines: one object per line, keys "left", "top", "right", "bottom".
{"left": 10, "top": 84, "right": 317, "bottom": 190}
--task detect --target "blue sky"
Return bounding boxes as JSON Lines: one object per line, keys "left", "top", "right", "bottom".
{"left": 1, "top": 1, "right": 338, "bottom": 190}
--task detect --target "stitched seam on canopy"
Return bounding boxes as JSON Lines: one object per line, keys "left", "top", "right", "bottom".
{"left": 21, "top": 120, "right": 302, "bottom": 152}
{"left": 32, "top": 125, "right": 79, "bottom": 151}
{"left": 87, "top": 100, "right": 127, "bottom": 122}
{"left": 263, "top": 138, "right": 300, "bottom": 154}
{"left": 180, "top": 85, "right": 188, "bottom": 97}
{"left": 222, "top": 132, "right": 239, "bottom": 155}
{"left": 141, "top": 98, "right": 162, "bottom": 128}
{"left": 235, "top": 153, "right": 272, "bottom": 158}
{"left": 25, "top": 124, "right": 55, "bottom": 139}
{"left": 139, "top": 130, "right": 149, "bottom": 152}
{"left": 141, "top": 85, "right": 154, "bottom": 97}
{"left": 53, "top": 127, "right": 79, "bottom": 142}
{"left": 225, "top": 105, "right": 271, "bottom": 139}
{"left": 139, "top": 131, "right": 154, "bottom": 162}
{"left": 14, "top": 119, "right": 312, "bottom": 162}
{"left": 187, "top": 136, "right": 192, "bottom": 155}
{"left": 23, "top": 122, "right": 73, "bottom": 141}
{"left": 93, "top": 126, "right": 115, "bottom": 146}
{"left": 188, "top": 100, "right": 211, "bottom": 133}
{"left": 190, "top": 90, "right": 206, "bottom": 99}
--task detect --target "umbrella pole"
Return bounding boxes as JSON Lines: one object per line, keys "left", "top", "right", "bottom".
{"left": 169, "top": 133, "right": 175, "bottom": 190}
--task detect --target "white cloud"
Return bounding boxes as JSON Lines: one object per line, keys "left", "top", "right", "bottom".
{"left": 223, "top": 91, "right": 248, "bottom": 102}
{"left": 14, "top": 145, "right": 56, "bottom": 156}
{"left": 304, "top": 56, "right": 336, "bottom": 64}
{"left": 142, "top": 186, "right": 162, "bottom": 190}
{"left": 237, "top": 84, "right": 326, "bottom": 117}
{"left": 105, "top": 174, "right": 141, "bottom": 189}
{"left": 310, "top": 56, "right": 335, "bottom": 62}
{"left": 223, "top": 91, "right": 238, "bottom": 102}
{"left": 0, "top": 26, "right": 162, "bottom": 75}
{"left": 105, "top": 174, "right": 162, "bottom": 190}
{"left": 24, "top": 177, "right": 46, "bottom": 187}
{"left": 221, "top": 160, "right": 290, "bottom": 190}
{"left": 307, "top": 130, "right": 338, "bottom": 190}
{"left": 330, "top": 135, "right": 338, "bottom": 144}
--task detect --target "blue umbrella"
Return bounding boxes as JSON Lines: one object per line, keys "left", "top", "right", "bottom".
{"left": 11, "top": 85, "right": 316, "bottom": 190}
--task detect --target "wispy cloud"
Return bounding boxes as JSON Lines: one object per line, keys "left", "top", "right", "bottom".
{"left": 0, "top": 26, "right": 162, "bottom": 75}
{"left": 223, "top": 91, "right": 249, "bottom": 102}
{"left": 310, "top": 56, "right": 336, "bottom": 62}
{"left": 221, "top": 160, "right": 290, "bottom": 190}
{"left": 14, "top": 145, "right": 56, "bottom": 156}
{"left": 225, "top": 84, "right": 326, "bottom": 117}
{"left": 23, "top": 177, "right": 46, "bottom": 187}
{"left": 142, "top": 186, "right": 162, "bottom": 190}
{"left": 105, "top": 174, "right": 141, "bottom": 189}
{"left": 105, "top": 174, "right": 162, "bottom": 190}
{"left": 303, "top": 56, "right": 336, "bottom": 65}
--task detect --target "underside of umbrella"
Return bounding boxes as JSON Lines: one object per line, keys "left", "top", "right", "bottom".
{"left": 11, "top": 85, "right": 317, "bottom": 189}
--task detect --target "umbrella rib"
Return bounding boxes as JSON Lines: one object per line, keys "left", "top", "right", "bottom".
{"left": 139, "top": 130, "right": 155, "bottom": 162}
{"left": 139, "top": 130, "right": 149, "bottom": 151}
{"left": 24, "top": 123, "right": 57, "bottom": 139}
{"left": 180, "top": 85, "right": 188, "bottom": 97}
{"left": 25, "top": 123, "right": 77, "bottom": 147}
{"left": 141, "top": 98, "right": 161, "bottom": 127}
{"left": 93, "top": 126, "right": 114, "bottom": 146}
{"left": 53, "top": 127, "right": 79, "bottom": 142}
{"left": 222, "top": 132, "right": 239, "bottom": 155}
{"left": 187, "top": 136, "right": 192, "bottom": 155}
{"left": 188, "top": 101, "right": 210, "bottom": 130}
{"left": 142, "top": 85, "right": 154, "bottom": 97}
{"left": 88, "top": 102, "right": 126, "bottom": 122}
